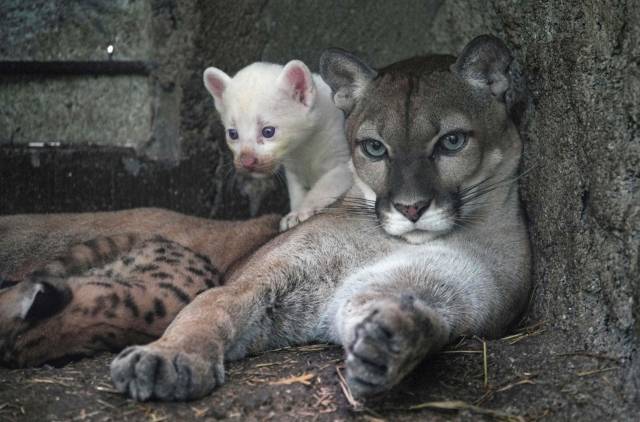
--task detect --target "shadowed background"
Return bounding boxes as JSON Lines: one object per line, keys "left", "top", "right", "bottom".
{"left": 0, "top": 0, "right": 638, "bottom": 419}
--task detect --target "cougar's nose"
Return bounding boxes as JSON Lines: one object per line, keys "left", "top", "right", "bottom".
{"left": 239, "top": 153, "right": 258, "bottom": 171}
{"left": 393, "top": 200, "right": 430, "bottom": 222}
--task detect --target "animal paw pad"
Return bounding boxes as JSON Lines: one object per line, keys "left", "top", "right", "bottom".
{"left": 110, "top": 345, "right": 223, "bottom": 401}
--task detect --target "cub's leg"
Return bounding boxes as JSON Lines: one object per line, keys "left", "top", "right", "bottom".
{"left": 0, "top": 236, "right": 220, "bottom": 367}
{"left": 280, "top": 166, "right": 352, "bottom": 231}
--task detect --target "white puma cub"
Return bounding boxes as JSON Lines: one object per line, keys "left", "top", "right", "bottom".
{"left": 203, "top": 61, "right": 352, "bottom": 231}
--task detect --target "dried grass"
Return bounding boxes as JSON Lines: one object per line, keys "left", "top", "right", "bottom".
{"left": 408, "top": 400, "right": 525, "bottom": 422}
{"left": 576, "top": 367, "right": 619, "bottom": 377}
{"left": 269, "top": 372, "right": 315, "bottom": 385}
{"left": 27, "top": 377, "right": 73, "bottom": 388}
{"left": 335, "top": 366, "right": 361, "bottom": 410}
{"left": 482, "top": 338, "right": 489, "bottom": 388}
{"left": 501, "top": 321, "right": 545, "bottom": 345}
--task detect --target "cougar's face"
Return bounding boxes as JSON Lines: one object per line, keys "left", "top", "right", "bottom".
{"left": 321, "top": 38, "right": 521, "bottom": 243}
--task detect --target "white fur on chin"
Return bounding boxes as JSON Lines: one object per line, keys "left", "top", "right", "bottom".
{"left": 382, "top": 201, "right": 454, "bottom": 244}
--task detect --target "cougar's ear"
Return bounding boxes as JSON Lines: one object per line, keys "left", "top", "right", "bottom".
{"left": 320, "top": 48, "right": 377, "bottom": 113}
{"left": 454, "top": 35, "right": 529, "bottom": 124}
{"left": 277, "top": 60, "right": 316, "bottom": 108}
{"left": 16, "top": 280, "right": 70, "bottom": 321}
{"left": 203, "top": 67, "right": 232, "bottom": 110}
{"left": 453, "top": 35, "right": 513, "bottom": 100}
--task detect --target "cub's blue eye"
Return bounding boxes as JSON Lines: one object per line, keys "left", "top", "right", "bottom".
{"left": 439, "top": 132, "right": 468, "bottom": 153}
{"left": 227, "top": 128, "right": 239, "bottom": 140}
{"left": 361, "top": 138, "right": 387, "bottom": 160}
{"left": 262, "top": 126, "right": 276, "bottom": 138}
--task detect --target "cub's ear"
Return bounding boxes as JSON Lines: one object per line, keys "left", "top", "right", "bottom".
{"left": 203, "top": 67, "right": 232, "bottom": 108}
{"left": 277, "top": 60, "right": 316, "bottom": 108}
{"left": 453, "top": 35, "right": 513, "bottom": 100}
{"left": 320, "top": 48, "right": 377, "bottom": 113}
{"left": 14, "top": 280, "right": 70, "bottom": 321}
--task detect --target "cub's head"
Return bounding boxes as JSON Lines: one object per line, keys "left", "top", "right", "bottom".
{"left": 320, "top": 35, "right": 524, "bottom": 244}
{"left": 204, "top": 61, "right": 320, "bottom": 178}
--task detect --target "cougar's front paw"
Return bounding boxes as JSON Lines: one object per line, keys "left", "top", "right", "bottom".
{"left": 110, "top": 344, "right": 224, "bottom": 401}
{"left": 345, "top": 296, "right": 431, "bottom": 397}
{"left": 279, "top": 208, "right": 321, "bottom": 231}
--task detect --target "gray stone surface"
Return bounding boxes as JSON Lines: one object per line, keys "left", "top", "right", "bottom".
{"left": 0, "top": 0, "right": 151, "bottom": 60}
{"left": 0, "top": 76, "right": 151, "bottom": 147}
{"left": 0, "top": 0, "right": 197, "bottom": 157}
{"left": 259, "top": 0, "right": 443, "bottom": 68}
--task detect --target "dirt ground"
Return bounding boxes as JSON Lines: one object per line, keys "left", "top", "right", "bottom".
{"left": 0, "top": 323, "right": 633, "bottom": 422}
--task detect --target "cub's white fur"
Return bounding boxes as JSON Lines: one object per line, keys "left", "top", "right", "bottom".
{"left": 203, "top": 61, "right": 352, "bottom": 231}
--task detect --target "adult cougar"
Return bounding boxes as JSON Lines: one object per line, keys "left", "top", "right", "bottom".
{"left": 111, "top": 35, "right": 531, "bottom": 401}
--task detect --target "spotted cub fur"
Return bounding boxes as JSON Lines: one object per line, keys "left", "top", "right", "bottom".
{"left": 0, "top": 209, "right": 280, "bottom": 367}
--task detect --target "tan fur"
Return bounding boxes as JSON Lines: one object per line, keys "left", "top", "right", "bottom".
{"left": 0, "top": 209, "right": 280, "bottom": 367}
{"left": 1, "top": 208, "right": 279, "bottom": 281}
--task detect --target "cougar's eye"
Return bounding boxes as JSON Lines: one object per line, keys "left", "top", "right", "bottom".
{"left": 227, "top": 128, "right": 239, "bottom": 140}
{"left": 438, "top": 132, "right": 468, "bottom": 153}
{"left": 261, "top": 126, "right": 276, "bottom": 138}
{"left": 361, "top": 139, "right": 387, "bottom": 160}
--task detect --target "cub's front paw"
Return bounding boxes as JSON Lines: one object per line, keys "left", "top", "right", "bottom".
{"left": 110, "top": 344, "right": 224, "bottom": 401}
{"left": 279, "top": 208, "right": 321, "bottom": 231}
{"left": 345, "top": 296, "right": 432, "bottom": 397}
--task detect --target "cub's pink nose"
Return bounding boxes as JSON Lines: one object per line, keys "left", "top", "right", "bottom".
{"left": 239, "top": 154, "right": 258, "bottom": 171}
{"left": 393, "top": 200, "right": 430, "bottom": 222}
